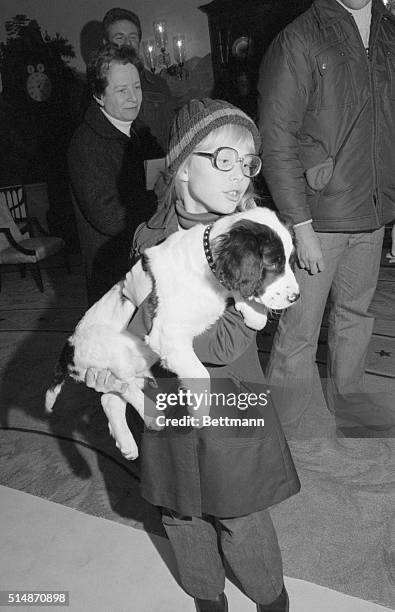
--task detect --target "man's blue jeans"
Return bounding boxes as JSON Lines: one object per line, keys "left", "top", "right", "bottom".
{"left": 266, "top": 228, "right": 385, "bottom": 431}
{"left": 162, "top": 508, "right": 284, "bottom": 603}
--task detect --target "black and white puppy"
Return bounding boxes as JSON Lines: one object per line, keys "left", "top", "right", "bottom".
{"left": 45, "top": 206, "right": 299, "bottom": 460}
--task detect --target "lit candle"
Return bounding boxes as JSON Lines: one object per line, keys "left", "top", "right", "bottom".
{"left": 154, "top": 20, "right": 168, "bottom": 50}
{"left": 142, "top": 40, "right": 156, "bottom": 72}
{"left": 148, "top": 43, "right": 154, "bottom": 64}
{"left": 173, "top": 35, "right": 185, "bottom": 65}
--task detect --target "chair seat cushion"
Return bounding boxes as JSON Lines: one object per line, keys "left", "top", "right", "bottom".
{"left": 0, "top": 236, "right": 65, "bottom": 264}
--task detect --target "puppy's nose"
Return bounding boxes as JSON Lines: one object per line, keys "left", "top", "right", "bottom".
{"left": 287, "top": 292, "right": 300, "bottom": 304}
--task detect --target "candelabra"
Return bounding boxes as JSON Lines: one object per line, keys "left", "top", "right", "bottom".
{"left": 143, "top": 21, "right": 188, "bottom": 75}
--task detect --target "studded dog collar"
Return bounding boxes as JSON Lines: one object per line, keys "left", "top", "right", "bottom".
{"left": 203, "top": 223, "right": 226, "bottom": 286}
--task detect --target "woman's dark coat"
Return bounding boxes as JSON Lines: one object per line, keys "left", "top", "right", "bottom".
{"left": 68, "top": 101, "right": 160, "bottom": 304}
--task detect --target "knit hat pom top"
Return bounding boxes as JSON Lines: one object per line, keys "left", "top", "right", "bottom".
{"left": 166, "top": 98, "right": 262, "bottom": 175}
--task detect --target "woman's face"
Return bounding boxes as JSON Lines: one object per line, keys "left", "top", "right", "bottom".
{"left": 98, "top": 61, "right": 142, "bottom": 122}
{"left": 179, "top": 127, "right": 255, "bottom": 215}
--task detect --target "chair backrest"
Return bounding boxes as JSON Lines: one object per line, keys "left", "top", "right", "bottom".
{"left": 0, "top": 185, "right": 27, "bottom": 224}
{"left": 0, "top": 198, "right": 23, "bottom": 253}
{"left": 25, "top": 182, "right": 50, "bottom": 232}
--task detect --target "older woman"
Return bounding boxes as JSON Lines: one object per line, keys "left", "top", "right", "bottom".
{"left": 68, "top": 43, "right": 161, "bottom": 305}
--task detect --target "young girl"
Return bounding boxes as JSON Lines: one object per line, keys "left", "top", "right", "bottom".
{"left": 87, "top": 99, "right": 300, "bottom": 612}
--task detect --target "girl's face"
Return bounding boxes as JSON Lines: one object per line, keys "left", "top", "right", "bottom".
{"left": 178, "top": 126, "right": 255, "bottom": 215}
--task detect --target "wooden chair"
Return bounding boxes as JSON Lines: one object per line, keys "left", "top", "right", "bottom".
{"left": 0, "top": 184, "right": 27, "bottom": 229}
{"left": 0, "top": 193, "right": 69, "bottom": 292}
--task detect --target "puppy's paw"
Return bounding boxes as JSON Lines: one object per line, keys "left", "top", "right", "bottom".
{"left": 107, "top": 422, "right": 139, "bottom": 460}
{"left": 243, "top": 312, "right": 268, "bottom": 331}
{"left": 45, "top": 386, "right": 62, "bottom": 413}
{"left": 235, "top": 300, "right": 268, "bottom": 330}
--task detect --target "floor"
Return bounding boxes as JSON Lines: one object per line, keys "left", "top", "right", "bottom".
{"left": 0, "top": 485, "right": 392, "bottom": 612}
{"left": 0, "top": 251, "right": 394, "bottom": 612}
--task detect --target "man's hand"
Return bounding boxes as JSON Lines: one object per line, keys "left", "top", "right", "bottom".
{"left": 85, "top": 368, "right": 128, "bottom": 394}
{"left": 294, "top": 223, "right": 325, "bottom": 274}
{"left": 386, "top": 223, "right": 395, "bottom": 263}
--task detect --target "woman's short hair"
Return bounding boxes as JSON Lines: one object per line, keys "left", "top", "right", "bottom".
{"left": 87, "top": 43, "right": 143, "bottom": 98}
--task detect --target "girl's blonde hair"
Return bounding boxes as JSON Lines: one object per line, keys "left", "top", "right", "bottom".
{"left": 160, "top": 124, "right": 259, "bottom": 212}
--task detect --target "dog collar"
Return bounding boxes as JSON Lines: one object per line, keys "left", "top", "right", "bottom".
{"left": 203, "top": 223, "right": 221, "bottom": 283}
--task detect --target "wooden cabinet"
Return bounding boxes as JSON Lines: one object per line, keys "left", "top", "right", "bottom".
{"left": 199, "top": 0, "right": 312, "bottom": 120}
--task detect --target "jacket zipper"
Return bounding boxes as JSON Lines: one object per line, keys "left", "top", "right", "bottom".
{"left": 348, "top": 11, "right": 380, "bottom": 219}
{"left": 368, "top": 40, "right": 379, "bottom": 215}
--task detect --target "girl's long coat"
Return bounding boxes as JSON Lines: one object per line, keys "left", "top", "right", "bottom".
{"left": 128, "top": 204, "right": 300, "bottom": 517}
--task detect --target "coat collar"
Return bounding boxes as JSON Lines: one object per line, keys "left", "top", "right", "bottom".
{"left": 312, "top": 0, "right": 392, "bottom": 29}
{"left": 84, "top": 101, "right": 130, "bottom": 141}
{"left": 144, "top": 198, "right": 178, "bottom": 232}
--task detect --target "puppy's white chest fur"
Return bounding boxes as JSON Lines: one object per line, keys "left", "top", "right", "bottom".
{"left": 145, "top": 225, "right": 228, "bottom": 355}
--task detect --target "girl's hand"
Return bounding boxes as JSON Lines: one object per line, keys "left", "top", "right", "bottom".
{"left": 85, "top": 368, "right": 128, "bottom": 394}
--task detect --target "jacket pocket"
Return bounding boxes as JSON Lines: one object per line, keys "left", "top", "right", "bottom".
{"left": 312, "top": 43, "right": 357, "bottom": 111}
{"left": 305, "top": 157, "right": 334, "bottom": 191}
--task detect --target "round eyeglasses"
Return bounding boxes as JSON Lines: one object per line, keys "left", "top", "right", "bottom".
{"left": 193, "top": 147, "right": 262, "bottom": 178}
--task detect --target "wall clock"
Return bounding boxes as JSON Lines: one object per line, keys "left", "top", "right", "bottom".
{"left": 200, "top": 0, "right": 313, "bottom": 120}
{"left": 26, "top": 63, "right": 52, "bottom": 102}
{"left": 231, "top": 36, "right": 251, "bottom": 60}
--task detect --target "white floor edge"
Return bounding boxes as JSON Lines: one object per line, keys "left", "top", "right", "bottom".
{"left": 0, "top": 486, "right": 392, "bottom": 612}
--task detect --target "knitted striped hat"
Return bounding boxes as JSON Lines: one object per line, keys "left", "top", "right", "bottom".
{"left": 166, "top": 98, "right": 261, "bottom": 174}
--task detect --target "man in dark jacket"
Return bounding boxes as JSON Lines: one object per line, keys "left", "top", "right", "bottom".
{"left": 258, "top": 0, "right": 395, "bottom": 435}
{"left": 68, "top": 44, "right": 159, "bottom": 305}
{"left": 102, "top": 7, "right": 174, "bottom": 154}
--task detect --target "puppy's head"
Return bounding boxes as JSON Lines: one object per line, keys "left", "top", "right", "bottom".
{"left": 212, "top": 218, "right": 299, "bottom": 310}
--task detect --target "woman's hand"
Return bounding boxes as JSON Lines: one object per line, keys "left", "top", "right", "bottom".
{"left": 85, "top": 368, "right": 128, "bottom": 395}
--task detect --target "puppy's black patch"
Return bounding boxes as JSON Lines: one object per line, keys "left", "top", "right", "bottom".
{"left": 273, "top": 213, "right": 297, "bottom": 269}
{"left": 140, "top": 252, "right": 158, "bottom": 331}
{"left": 47, "top": 340, "right": 75, "bottom": 392}
{"left": 60, "top": 340, "right": 75, "bottom": 377}
{"left": 212, "top": 220, "right": 285, "bottom": 298}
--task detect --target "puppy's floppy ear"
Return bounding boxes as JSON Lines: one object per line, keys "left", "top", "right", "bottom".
{"left": 270, "top": 211, "right": 297, "bottom": 268}
{"left": 213, "top": 221, "right": 265, "bottom": 298}
{"left": 213, "top": 220, "right": 285, "bottom": 298}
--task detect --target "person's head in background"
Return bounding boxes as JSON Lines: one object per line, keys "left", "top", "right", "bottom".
{"left": 164, "top": 98, "right": 262, "bottom": 215}
{"left": 87, "top": 43, "right": 143, "bottom": 122}
{"left": 102, "top": 7, "right": 142, "bottom": 52}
